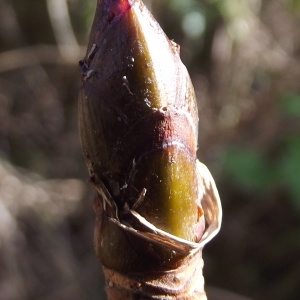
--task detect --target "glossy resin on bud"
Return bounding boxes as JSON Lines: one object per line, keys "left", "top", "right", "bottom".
{"left": 79, "top": 0, "right": 203, "bottom": 242}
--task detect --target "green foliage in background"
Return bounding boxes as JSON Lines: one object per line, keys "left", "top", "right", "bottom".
{"left": 281, "top": 92, "right": 300, "bottom": 119}
{"left": 222, "top": 148, "right": 273, "bottom": 192}
{"left": 289, "top": 0, "right": 300, "bottom": 12}
{"left": 277, "top": 136, "right": 300, "bottom": 209}
{"left": 222, "top": 134, "right": 300, "bottom": 211}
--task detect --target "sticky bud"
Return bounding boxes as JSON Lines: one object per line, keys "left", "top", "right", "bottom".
{"left": 79, "top": 0, "right": 204, "bottom": 241}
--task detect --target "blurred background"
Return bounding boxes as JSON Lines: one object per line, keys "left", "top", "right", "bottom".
{"left": 0, "top": 0, "right": 299, "bottom": 299}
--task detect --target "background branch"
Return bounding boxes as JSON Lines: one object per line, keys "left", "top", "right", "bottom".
{"left": 0, "top": 45, "right": 85, "bottom": 73}
{"left": 46, "top": 0, "right": 81, "bottom": 60}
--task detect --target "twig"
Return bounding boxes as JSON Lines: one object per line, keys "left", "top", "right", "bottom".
{"left": 46, "top": 0, "right": 81, "bottom": 60}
